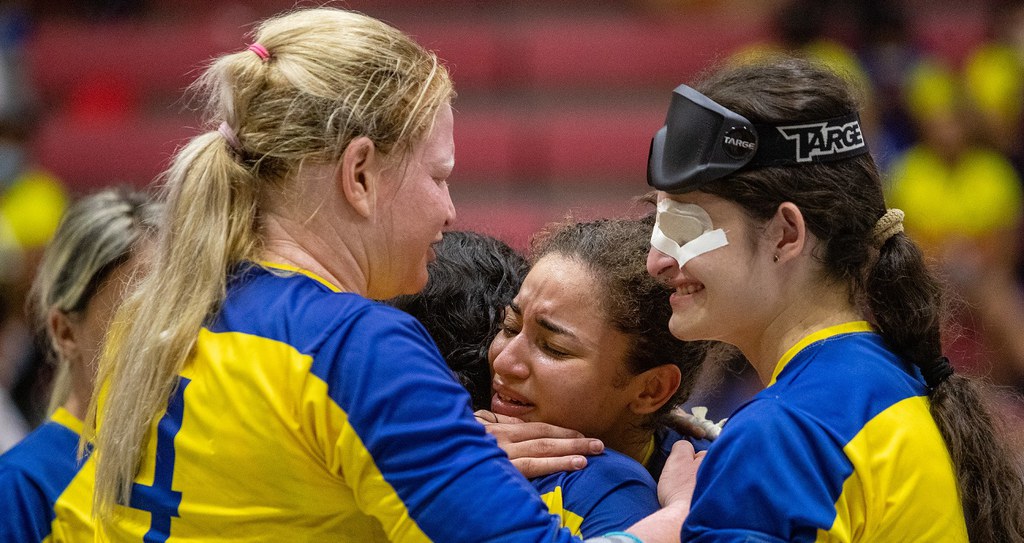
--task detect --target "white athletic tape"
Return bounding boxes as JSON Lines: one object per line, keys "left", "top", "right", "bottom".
{"left": 651, "top": 199, "right": 729, "bottom": 268}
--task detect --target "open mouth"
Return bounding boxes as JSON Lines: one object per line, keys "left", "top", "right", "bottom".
{"left": 495, "top": 391, "right": 532, "bottom": 407}
{"left": 491, "top": 389, "right": 535, "bottom": 417}
{"left": 679, "top": 283, "right": 705, "bottom": 295}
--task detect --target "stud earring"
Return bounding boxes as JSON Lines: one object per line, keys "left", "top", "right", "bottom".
{"left": 773, "top": 254, "right": 780, "bottom": 263}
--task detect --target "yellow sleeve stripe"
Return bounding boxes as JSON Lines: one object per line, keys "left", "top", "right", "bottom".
{"left": 540, "top": 486, "right": 584, "bottom": 536}
{"left": 331, "top": 402, "right": 433, "bottom": 542}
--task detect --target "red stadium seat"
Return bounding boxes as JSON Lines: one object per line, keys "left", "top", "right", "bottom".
{"left": 31, "top": 113, "right": 198, "bottom": 192}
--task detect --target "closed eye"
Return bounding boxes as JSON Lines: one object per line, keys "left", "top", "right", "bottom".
{"left": 541, "top": 343, "right": 571, "bottom": 358}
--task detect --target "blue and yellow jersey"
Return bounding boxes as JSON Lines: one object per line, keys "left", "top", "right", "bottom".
{"left": 96, "top": 263, "right": 582, "bottom": 542}
{"left": 0, "top": 408, "right": 95, "bottom": 543}
{"left": 682, "top": 322, "right": 967, "bottom": 542}
{"left": 533, "top": 449, "right": 660, "bottom": 538}
{"left": 646, "top": 426, "right": 711, "bottom": 482}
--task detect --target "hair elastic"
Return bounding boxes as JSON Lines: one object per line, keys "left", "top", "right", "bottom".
{"left": 218, "top": 121, "right": 241, "bottom": 152}
{"left": 247, "top": 43, "right": 270, "bottom": 61}
{"left": 871, "top": 208, "right": 904, "bottom": 248}
{"left": 921, "top": 355, "right": 954, "bottom": 390}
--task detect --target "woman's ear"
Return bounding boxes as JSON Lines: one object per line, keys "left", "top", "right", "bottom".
{"left": 630, "top": 364, "right": 682, "bottom": 415}
{"left": 338, "top": 136, "right": 380, "bottom": 219}
{"left": 771, "top": 201, "right": 807, "bottom": 263}
{"left": 48, "top": 308, "right": 79, "bottom": 364}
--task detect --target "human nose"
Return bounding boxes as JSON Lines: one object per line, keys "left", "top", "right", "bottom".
{"left": 490, "top": 333, "right": 530, "bottom": 380}
{"left": 443, "top": 183, "right": 456, "bottom": 227}
{"left": 647, "top": 245, "right": 678, "bottom": 280}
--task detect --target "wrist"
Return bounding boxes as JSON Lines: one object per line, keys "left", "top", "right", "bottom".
{"left": 587, "top": 532, "right": 644, "bottom": 543}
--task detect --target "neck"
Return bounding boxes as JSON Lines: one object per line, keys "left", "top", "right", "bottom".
{"left": 260, "top": 164, "right": 371, "bottom": 296}
{"left": 744, "top": 282, "right": 863, "bottom": 385}
{"left": 63, "top": 385, "right": 88, "bottom": 421}
{"left": 606, "top": 426, "right": 655, "bottom": 465}
{"left": 261, "top": 214, "right": 366, "bottom": 295}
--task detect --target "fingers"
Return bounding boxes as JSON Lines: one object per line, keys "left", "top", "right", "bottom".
{"left": 502, "top": 436, "right": 604, "bottom": 460}
{"left": 474, "top": 409, "right": 523, "bottom": 425}
{"left": 482, "top": 420, "right": 588, "bottom": 443}
{"left": 670, "top": 439, "right": 697, "bottom": 456}
{"left": 512, "top": 455, "right": 591, "bottom": 479}
{"left": 473, "top": 411, "right": 604, "bottom": 478}
{"left": 657, "top": 440, "right": 703, "bottom": 508}
{"left": 474, "top": 409, "right": 500, "bottom": 424}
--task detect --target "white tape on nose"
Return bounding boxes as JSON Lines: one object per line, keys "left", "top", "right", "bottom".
{"left": 651, "top": 200, "right": 729, "bottom": 268}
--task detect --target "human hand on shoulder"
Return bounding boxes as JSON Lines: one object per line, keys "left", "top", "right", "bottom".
{"left": 658, "top": 440, "right": 705, "bottom": 509}
{"left": 474, "top": 409, "right": 604, "bottom": 478}
{"left": 620, "top": 441, "right": 704, "bottom": 543}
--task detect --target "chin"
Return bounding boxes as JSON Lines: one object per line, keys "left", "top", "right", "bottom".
{"left": 668, "top": 315, "right": 700, "bottom": 341}
{"left": 399, "top": 279, "right": 428, "bottom": 297}
{"left": 393, "top": 267, "right": 430, "bottom": 297}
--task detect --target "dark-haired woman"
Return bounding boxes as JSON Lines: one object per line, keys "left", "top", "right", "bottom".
{"left": 490, "top": 217, "right": 711, "bottom": 538}
{"left": 647, "top": 57, "right": 1024, "bottom": 542}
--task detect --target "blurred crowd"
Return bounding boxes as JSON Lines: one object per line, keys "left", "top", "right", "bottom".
{"left": 2, "top": 0, "right": 1024, "bottom": 449}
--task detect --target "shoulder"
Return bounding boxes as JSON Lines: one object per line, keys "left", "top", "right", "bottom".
{"left": 0, "top": 420, "right": 83, "bottom": 513}
{"left": 215, "top": 265, "right": 431, "bottom": 354}
{"left": 768, "top": 333, "right": 925, "bottom": 438}
{"left": 548, "top": 450, "right": 657, "bottom": 494}
{"left": 537, "top": 451, "right": 660, "bottom": 538}
{"left": 0, "top": 421, "right": 81, "bottom": 480}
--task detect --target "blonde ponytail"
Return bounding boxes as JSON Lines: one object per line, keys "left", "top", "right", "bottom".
{"left": 88, "top": 133, "right": 260, "bottom": 514}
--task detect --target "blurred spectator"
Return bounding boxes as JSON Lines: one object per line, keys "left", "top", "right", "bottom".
{"left": 962, "top": 0, "right": 1024, "bottom": 170}
{"left": 855, "top": 0, "right": 927, "bottom": 170}
{"left": 961, "top": 0, "right": 1024, "bottom": 289}
{"left": 887, "top": 60, "right": 1024, "bottom": 393}
{"left": 730, "top": 0, "right": 870, "bottom": 85}
{"left": 727, "top": 0, "right": 885, "bottom": 165}
{"left": 0, "top": 3, "right": 68, "bottom": 447}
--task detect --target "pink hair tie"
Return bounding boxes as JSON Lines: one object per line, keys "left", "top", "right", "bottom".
{"left": 247, "top": 43, "right": 270, "bottom": 61}
{"left": 218, "top": 121, "right": 241, "bottom": 151}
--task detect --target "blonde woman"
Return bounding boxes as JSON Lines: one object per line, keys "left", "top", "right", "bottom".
{"left": 0, "top": 188, "right": 159, "bottom": 542}
{"left": 87, "top": 7, "right": 698, "bottom": 543}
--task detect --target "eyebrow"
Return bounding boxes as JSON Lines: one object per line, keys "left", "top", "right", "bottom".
{"left": 537, "top": 316, "right": 576, "bottom": 340}
{"left": 509, "top": 300, "right": 581, "bottom": 342}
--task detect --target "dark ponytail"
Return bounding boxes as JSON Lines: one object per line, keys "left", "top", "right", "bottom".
{"left": 870, "top": 232, "right": 1024, "bottom": 542}
{"left": 697, "top": 56, "right": 1024, "bottom": 543}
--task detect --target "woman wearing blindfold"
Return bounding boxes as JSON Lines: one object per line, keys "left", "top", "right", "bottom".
{"left": 647, "top": 57, "right": 1024, "bottom": 542}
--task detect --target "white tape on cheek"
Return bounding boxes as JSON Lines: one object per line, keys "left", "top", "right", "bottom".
{"left": 651, "top": 227, "right": 729, "bottom": 268}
